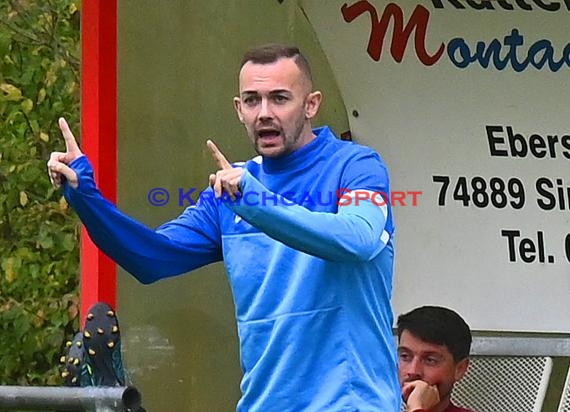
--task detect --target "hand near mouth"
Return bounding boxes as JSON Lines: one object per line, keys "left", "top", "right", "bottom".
{"left": 402, "top": 380, "right": 440, "bottom": 411}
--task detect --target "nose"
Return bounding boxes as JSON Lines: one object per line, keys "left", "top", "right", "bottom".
{"left": 404, "top": 358, "right": 423, "bottom": 380}
{"left": 258, "top": 98, "right": 273, "bottom": 121}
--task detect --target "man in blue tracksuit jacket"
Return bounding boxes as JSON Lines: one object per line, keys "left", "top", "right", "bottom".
{"left": 48, "top": 43, "right": 400, "bottom": 411}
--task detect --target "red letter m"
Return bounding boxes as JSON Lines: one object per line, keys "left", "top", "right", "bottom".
{"left": 341, "top": 1, "right": 444, "bottom": 65}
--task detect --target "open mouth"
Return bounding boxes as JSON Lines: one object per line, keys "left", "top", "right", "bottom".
{"left": 256, "top": 128, "right": 282, "bottom": 144}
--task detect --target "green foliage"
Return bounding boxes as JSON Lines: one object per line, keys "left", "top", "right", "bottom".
{"left": 0, "top": 0, "right": 80, "bottom": 385}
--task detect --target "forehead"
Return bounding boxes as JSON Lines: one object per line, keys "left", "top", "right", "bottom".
{"left": 398, "top": 330, "right": 453, "bottom": 357}
{"left": 238, "top": 58, "right": 306, "bottom": 93}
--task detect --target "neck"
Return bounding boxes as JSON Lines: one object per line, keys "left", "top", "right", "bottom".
{"left": 297, "top": 123, "right": 316, "bottom": 148}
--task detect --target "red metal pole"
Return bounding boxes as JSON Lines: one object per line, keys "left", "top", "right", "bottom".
{"left": 80, "top": 0, "right": 118, "bottom": 322}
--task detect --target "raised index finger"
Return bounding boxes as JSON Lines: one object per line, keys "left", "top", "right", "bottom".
{"left": 206, "top": 139, "right": 232, "bottom": 170}
{"left": 58, "top": 117, "right": 81, "bottom": 153}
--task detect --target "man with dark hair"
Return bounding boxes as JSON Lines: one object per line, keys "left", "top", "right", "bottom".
{"left": 47, "top": 43, "right": 400, "bottom": 411}
{"left": 397, "top": 306, "right": 473, "bottom": 412}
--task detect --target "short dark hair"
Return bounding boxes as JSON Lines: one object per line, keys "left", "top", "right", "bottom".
{"left": 397, "top": 306, "right": 472, "bottom": 362}
{"left": 240, "top": 43, "right": 313, "bottom": 85}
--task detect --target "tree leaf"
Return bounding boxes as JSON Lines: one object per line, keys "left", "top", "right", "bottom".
{"left": 0, "top": 83, "right": 22, "bottom": 101}
{"left": 2, "top": 257, "right": 16, "bottom": 283}
{"left": 62, "top": 233, "right": 75, "bottom": 252}
{"left": 38, "top": 234, "right": 54, "bottom": 250}
{"left": 21, "top": 98, "right": 33, "bottom": 113}
{"left": 19, "top": 191, "right": 28, "bottom": 207}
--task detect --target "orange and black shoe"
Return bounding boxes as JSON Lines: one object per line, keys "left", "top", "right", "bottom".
{"left": 82, "top": 302, "right": 126, "bottom": 386}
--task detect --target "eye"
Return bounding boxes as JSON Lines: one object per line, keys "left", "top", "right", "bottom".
{"left": 243, "top": 96, "right": 259, "bottom": 106}
{"left": 398, "top": 352, "right": 411, "bottom": 362}
{"left": 273, "top": 95, "right": 288, "bottom": 103}
{"left": 424, "top": 356, "right": 440, "bottom": 366}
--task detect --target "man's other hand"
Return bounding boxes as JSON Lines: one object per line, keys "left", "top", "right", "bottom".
{"left": 47, "top": 117, "right": 82, "bottom": 189}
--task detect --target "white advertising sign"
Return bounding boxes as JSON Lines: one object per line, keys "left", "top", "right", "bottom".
{"left": 301, "top": 0, "right": 570, "bottom": 332}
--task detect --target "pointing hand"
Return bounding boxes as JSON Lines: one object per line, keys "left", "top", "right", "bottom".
{"left": 207, "top": 139, "right": 243, "bottom": 199}
{"left": 47, "top": 117, "right": 83, "bottom": 189}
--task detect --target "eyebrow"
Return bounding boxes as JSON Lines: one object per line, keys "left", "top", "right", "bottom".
{"left": 241, "top": 89, "right": 292, "bottom": 97}
{"left": 397, "top": 347, "right": 444, "bottom": 358}
{"left": 422, "top": 352, "right": 444, "bottom": 358}
{"left": 269, "top": 89, "right": 292, "bottom": 95}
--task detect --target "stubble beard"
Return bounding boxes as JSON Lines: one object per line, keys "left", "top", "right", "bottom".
{"left": 254, "top": 115, "right": 307, "bottom": 158}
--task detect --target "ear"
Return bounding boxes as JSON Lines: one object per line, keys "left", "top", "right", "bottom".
{"left": 304, "top": 90, "right": 322, "bottom": 119}
{"left": 233, "top": 96, "right": 244, "bottom": 124}
{"left": 454, "top": 358, "right": 469, "bottom": 381}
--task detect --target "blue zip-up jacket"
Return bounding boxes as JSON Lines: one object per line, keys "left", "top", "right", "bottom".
{"left": 64, "top": 126, "right": 400, "bottom": 411}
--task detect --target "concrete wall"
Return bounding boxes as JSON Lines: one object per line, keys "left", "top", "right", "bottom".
{"left": 117, "top": 1, "right": 348, "bottom": 410}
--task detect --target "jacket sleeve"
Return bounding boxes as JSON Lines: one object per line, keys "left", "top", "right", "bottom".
{"left": 229, "top": 151, "right": 392, "bottom": 262}
{"left": 63, "top": 156, "right": 222, "bottom": 284}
